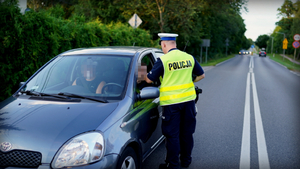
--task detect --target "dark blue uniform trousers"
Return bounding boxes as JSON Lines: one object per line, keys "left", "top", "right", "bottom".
{"left": 161, "top": 100, "right": 197, "bottom": 169}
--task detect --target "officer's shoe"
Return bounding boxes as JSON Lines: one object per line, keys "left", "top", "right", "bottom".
{"left": 159, "top": 163, "right": 180, "bottom": 169}
{"left": 159, "top": 163, "right": 169, "bottom": 169}
{"left": 181, "top": 163, "right": 190, "bottom": 168}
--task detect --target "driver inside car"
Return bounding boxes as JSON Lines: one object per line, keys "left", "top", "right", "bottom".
{"left": 137, "top": 62, "right": 154, "bottom": 91}
{"left": 72, "top": 58, "right": 106, "bottom": 94}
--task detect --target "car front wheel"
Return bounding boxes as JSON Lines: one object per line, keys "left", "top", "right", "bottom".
{"left": 117, "top": 147, "right": 139, "bottom": 169}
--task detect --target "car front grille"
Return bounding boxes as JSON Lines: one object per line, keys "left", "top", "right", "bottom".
{"left": 0, "top": 150, "right": 42, "bottom": 168}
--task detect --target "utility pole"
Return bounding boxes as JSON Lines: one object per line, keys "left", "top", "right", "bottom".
{"left": 276, "top": 32, "right": 286, "bottom": 57}
{"left": 225, "top": 38, "right": 229, "bottom": 57}
{"left": 270, "top": 36, "right": 274, "bottom": 57}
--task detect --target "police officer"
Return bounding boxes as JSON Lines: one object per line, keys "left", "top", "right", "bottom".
{"left": 145, "top": 33, "right": 205, "bottom": 169}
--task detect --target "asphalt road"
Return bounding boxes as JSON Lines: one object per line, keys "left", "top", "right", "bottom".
{"left": 143, "top": 54, "right": 300, "bottom": 169}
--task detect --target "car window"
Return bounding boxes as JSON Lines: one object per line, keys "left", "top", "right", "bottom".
{"left": 141, "top": 55, "right": 153, "bottom": 73}
{"left": 155, "top": 52, "right": 164, "bottom": 58}
{"left": 136, "top": 52, "right": 160, "bottom": 91}
{"left": 24, "top": 55, "right": 132, "bottom": 100}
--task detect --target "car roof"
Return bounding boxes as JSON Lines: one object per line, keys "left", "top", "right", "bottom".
{"left": 60, "top": 46, "right": 161, "bottom": 56}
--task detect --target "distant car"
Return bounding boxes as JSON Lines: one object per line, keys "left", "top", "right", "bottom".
{"left": 239, "top": 50, "right": 248, "bottom": 55}
{"left": 0, "top": 46, "right": 165, "bottom": 169}
{"left": 239, "top": 50, "right": 245, "bottom": 55}
{"left": 259, "top": 50, "right": 267, "bottom": 57}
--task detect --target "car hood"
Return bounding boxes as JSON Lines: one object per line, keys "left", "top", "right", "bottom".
{"left": 0, "top": 97, "right": 118, "bottom": 163}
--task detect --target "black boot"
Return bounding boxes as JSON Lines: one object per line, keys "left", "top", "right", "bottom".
{"left": 159, "top": 163, "right": 169, "bottom": 169}
{"left": 181, "top": 163, "right": 190, "bottom": 168}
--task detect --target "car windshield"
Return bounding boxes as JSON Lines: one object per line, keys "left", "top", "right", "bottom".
{"left": 23, "top": 55, "right": 132, "bottom": 100}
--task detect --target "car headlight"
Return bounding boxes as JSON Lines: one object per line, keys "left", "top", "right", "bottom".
{"left": 52, "top": 132, "right": 105, "bottom": 168}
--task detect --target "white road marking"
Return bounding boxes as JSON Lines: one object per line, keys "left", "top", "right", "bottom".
{"left": 251, "top": 73, "right": 270, "bottom": 169}
{"left": 240, "top": 72, "right": 251, "bottom": 169}
{"left": 240, "top": 56, "right": 270, "bottom": 169}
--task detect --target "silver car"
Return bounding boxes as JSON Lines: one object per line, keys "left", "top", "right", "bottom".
{"left": 0, "top": 46, "right": 165, "bottom": 169}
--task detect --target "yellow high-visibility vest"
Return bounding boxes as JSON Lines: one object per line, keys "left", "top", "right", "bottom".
{"left": 159, "top": 50, "right": 196, "bottom": 106}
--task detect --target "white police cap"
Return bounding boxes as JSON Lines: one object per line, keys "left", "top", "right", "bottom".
{"left": 158, "top": 33, "right": 178, "bottom": 41}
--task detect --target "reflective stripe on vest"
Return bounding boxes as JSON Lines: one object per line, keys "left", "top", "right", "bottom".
{"left": 159, "top": 50, "right": 196, "bottom": 106}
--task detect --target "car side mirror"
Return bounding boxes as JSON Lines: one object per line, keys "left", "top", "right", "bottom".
{"left": 19, "top": 82, "right": 25, "bottom": 88}
{"left": 137, "top": 87, "right": 159, "bottom": 100}
{"left": 19, "top": 82, "right": 26, "bottom": 92}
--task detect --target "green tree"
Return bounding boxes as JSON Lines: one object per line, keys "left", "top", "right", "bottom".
{"left": 248, "top": 38, "right": 254, "bottom": 45}
{"left": 274, "top": 0, "right": 299, "bottom": 56}
{"left": 255, "top": 34, "right": 270, "bottom": 49}
{"left": 277, "top": 0, "right": 295, "bottom": 18}
{"left": 27, "top": 0, "right": 250, "bottom": 58}
{"left": 268, "top": 26, "right": 284, "bottom": 54}
{"left": 291, "top": 0, "right": 300, "bottom": 59}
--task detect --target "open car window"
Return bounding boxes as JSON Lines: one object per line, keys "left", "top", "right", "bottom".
{"left": 136, "top": 52, "right": 160, "bottom": 91}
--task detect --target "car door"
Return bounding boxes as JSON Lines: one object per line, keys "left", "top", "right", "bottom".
{"left": 133, "top": 50, "right": 163, "bottom": 157}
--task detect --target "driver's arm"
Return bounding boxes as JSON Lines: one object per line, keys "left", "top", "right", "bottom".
{"left": 96, "top": 81, "right": 106, "bottom": 94}
{"left": 72, "top": 79, "right": 77, "bottom": 85}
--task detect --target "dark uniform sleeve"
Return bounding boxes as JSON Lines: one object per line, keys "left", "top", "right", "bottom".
{"left": 147, "top": 58, "right": 164, "bottom": 82}
{"left": 193, "top": 57, "right": 204, "bottom": 76}
{"left": 192, "top": 56, "right": 204, "bottom": 103}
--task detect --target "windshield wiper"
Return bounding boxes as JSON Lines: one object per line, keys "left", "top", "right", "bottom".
{"left": 57, "top": 92, "right": 108, "bottom": 103}
{"left": 20, "top": 90, "right": 40, "bottom": 96}
{"left": 20, "top": 90, "right": 77, "bottom": 100}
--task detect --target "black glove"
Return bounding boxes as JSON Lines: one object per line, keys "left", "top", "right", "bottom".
{"left": 195, "top": 86, "right": 202, "bottom": 103}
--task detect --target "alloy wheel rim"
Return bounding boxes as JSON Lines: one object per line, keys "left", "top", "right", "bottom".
{"left": 121, "top": 156, "right": 136, "bottom": 169}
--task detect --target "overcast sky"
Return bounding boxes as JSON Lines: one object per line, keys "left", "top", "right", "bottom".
{"left": 241, "top": 0, "right": 297, "bottom": 41}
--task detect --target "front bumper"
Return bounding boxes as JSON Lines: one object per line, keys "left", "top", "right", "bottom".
{"left": 3, "top": 154, "right": 119, "bottom": 169}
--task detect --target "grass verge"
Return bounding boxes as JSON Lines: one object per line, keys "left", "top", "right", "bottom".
{"left": 199, "top": 53, "right": 300, "bottom": 73}
{"left": 199, "top": 54, "right": 236, "bottom": 67}
{"left": 267, "top": 53, "right": 300, "bottom": 72}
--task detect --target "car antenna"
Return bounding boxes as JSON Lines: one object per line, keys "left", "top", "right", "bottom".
{"left": 133, "top": 42, "right": 135, "bottom": 47}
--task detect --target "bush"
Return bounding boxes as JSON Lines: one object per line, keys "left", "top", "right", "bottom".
{"left": 0, "top": 1, "right": 155, "bottom": 101}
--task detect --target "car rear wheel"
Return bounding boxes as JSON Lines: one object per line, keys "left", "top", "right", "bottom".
{"left": 117, "top": 147, "right": 139, "bottom": 169}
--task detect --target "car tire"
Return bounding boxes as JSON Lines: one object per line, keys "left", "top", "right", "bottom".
{"left": 117, "top": 147, "right": 139, "bottom": 169}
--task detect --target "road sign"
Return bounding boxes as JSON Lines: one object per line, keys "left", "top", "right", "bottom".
{"left": 292, "top": 41, "right": 300, "bottom": 48}
{"left": 283, "top": 38, "right": 288, "bottom": 49}
{"left": 128, "top": 13, "right": 142, "bottom": 29}
{"left": 293, "top": 34, "right": 300, "bottom": 41}
{"left": 251, "top": 45, "right": 255, "bottom": 48}
{"left": 225, "top": 38, "right": 229, "bottom": 46}
{"left": 200, "top": 39, "right": 210, "bottom": 47}
{"left": 283, "top": 44, "right": 288, "bottom": 49}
